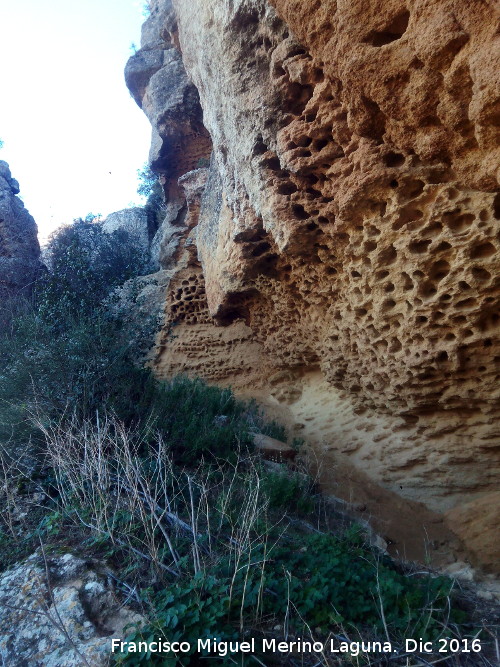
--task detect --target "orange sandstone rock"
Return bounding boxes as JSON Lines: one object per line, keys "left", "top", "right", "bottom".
{"left": 446, "top": 492, "right": 500, "bottom": 574}
{"left": 127, "top": 0, "right": 500, "bottom": 571}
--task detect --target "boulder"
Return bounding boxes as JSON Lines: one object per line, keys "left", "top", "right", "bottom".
{"left": 253, "top": 433, "right": 297, "bottom": 463}
{"left": 0, "top": 552, "right": 142, "bottom": 666}
{"left": 102, "top": 207, "right": 150, "bottom": 251}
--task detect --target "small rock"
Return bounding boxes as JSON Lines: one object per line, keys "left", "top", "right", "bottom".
{"left": 441, "top": 561, "right": 475, "bottom": 581}
{"left": 372, "top": 535, "right": 388, "bottom": 553}
{"left": 253, "top": 433, "right": 297, "bottom": 463}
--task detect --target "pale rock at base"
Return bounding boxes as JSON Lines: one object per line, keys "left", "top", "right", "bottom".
{"left": 0, "top": 552, "right": 142, "bottom": 667}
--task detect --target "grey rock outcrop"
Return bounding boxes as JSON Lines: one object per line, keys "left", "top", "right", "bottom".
{"left": 0, "top": 161, "right": 42, "bottom": 298}
{"left": 125, "top": 0, "right": 212, "bottom": 275}
{"left": 102, "top": 207, "right": 151, "bottom": 251}
{"left": 0, "top": 552, "right": 142, "bottom": 666}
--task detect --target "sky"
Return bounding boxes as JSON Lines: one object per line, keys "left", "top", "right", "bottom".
{"left": 0, "top": 0, "right": 152, "bottom": 240}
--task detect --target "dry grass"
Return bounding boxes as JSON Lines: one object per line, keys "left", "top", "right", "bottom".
{"left": 5, "top": 413, "right": 493, "bottom": 667}
{"left": 37, "top": 413, "right": 277, "bottom": 585}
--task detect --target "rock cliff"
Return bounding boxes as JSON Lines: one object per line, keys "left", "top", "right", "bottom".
{"left": 126, "top": 0, "right": 500, "bottom": 570}
{"left": 0, "top": 161, "right": 41, "bottom": 299}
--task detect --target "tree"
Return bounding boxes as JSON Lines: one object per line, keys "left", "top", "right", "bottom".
{"left": 137, "top": 163, "right": 166, "bottom": 234}
{"left": 38, "top": 220, "right": 150, "bottom": 326}
{"left": 136, "top": 163, "right": 157, "bottom": 199}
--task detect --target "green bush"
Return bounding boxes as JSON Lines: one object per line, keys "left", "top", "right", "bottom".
{"left": 137, "top": 163, "right": 165, "bottom": 236}
{"left": 38, "top": 220, "right": 150, "bottom": 326}
{"left": 260, "top": 530, "right": 456, "bottom": 637}
{"left": 116, "top": 376, "right": 253, "bottom": 465}
{"left": 136, "top": 164, "right": 157, "bottom": 199}
{"left": 118, "top": 528, "right": 462, "bottom": 665}
{"left": 0, "top": 219, "right": 149, "bottom": 443}
{"left": 260, "top": 468, "right": 314, "bottom": 514}
{"left": 0, "top": 308, "right": 255, "bottom": 464}
{"left": 35, "top": 412, "right": 466, "bottom": 666}
{"left": 0, "top": 307, "right": 132, "bottom": 441}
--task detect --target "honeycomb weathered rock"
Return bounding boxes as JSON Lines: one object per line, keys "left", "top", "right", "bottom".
{"left": 127, "top": 0, "right": 500, "bottom": 570}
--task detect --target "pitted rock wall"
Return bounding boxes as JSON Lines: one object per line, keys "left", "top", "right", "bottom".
{"left": 127, "top": 0, "right": 500, "bottom": 569}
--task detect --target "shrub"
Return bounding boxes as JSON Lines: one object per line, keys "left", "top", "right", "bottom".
{"left": 0, "top": 303, "right": 256, "bottom": 461}
{"left": 136, "top": 163, "right": 166, "bottom": 236}
{"left": 0, "top": 218, "right": 152, "bottom": 443}
{"left": 136, "top": 164, "right": 157, "bottom": 199}
{"left": 117, "top": 534, "right": 466, "bottom": 664}
{"left": 38, "top": 220, "right": 150, "bottom": 326}
{"left": 0, "top": 296, "right": 146, "bottom": 427}
{"left": 115, "top": 376, "right": 254, "bottom": 465}
{"left": 31, "top": 412, "right": 472, "bottom": 667}
{"left": 260, "top": 468, "right": 314, "bottom": 514}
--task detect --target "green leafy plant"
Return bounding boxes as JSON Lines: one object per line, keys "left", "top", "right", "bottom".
{"left": 136, "top": 163, "right": 166, "bottom": 235}
{"left": 136, "top": 164, "right": 157, "bottom": 199}
{"left": 38, "top": 219, "right": 150, "bottom": 324}
{"left": 33, "top": 409, "right": 471, "bottom": 666}
{"left": 117, "top": 524, "right": 463, "bottom": 665}
{"left": 118, "top": 376, "right": 254, "bottom": 465}
{"left": 0, "top": 218, "right": 153, "bottom": 443}
{"left": 260, "top": 468, "right": 314, "bottom": 514}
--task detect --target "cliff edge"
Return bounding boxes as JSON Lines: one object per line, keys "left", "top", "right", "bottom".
{"left": 0, "top": 161, "right": 41, "bottom": 299}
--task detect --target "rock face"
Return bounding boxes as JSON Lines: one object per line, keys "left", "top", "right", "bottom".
{"left": 102, "top": 207, "right": 151, "bottom": 253}
{"left": 446, "top": 492, "right": 500, "bottom": 574}
{"left": 127, "top": 0, "right": 500, "bottom": 569}
{"left": 0, "top": 161, "right": 41, "bottom": 298}
{"left": 0, "top": 552, "right": 142, "bottom": 666}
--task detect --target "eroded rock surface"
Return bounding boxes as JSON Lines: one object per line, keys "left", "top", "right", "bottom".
{"left": 0, "top": 161, "right": 41, "bottom": 298}
{"left": 127, "top": 0, "right": 500, "bottom": 570}
{"left": 0, "top": 552, "right": 142, "bottom": 666}
{"left": 102, "top": 207, "right": 151, "bottom": 253}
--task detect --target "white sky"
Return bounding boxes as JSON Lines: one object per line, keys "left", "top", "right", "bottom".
{"left": 0, "top": 0, "right": 152, "bottom": 240}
